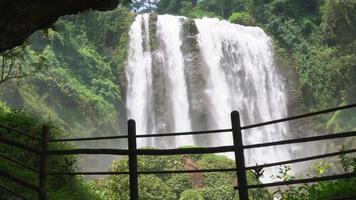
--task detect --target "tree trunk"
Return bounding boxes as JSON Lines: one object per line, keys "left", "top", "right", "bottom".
{"left": 192, "top": 0, "right": 197, "bottom": 7}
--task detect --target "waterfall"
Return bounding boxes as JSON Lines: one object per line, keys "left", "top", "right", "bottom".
{"left": 126, "top": 14, "right": 290, "bottom": 180}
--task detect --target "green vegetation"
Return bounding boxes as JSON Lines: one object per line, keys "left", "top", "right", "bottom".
{"left": 0, "top": 8, "right": 135, "bottom": 199}
{"left": 249, "top": 0, "right": 356, "bottom": 132}
{"left": 0, "top": 8, "right": 135, "bottom": 137}
{"left": 228, "top": 11, "right": 255, "bottom": 26}
{"left": 0, "top": 43, "right": 48, "bottom": 84}
{"left": 88, "top": 153, "right": 271, "bottom": 200}
{"left": 0, "top": 102, "right": 101, "bottom": 200}
{"left": 253, "top": 0, "right": 355, "bottom": 110}
{"left": 273, "top": 154, "right": 356, "bottom": 200}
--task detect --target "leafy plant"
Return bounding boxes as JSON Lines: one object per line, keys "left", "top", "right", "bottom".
{"left": 228, "top": 11, "right": 255, "bottom": 26}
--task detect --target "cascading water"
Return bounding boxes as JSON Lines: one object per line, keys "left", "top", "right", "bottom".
{"left": 126, "top": 14, "right": 290, "bottom": 181}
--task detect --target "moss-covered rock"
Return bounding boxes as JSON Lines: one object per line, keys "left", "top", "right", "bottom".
{"left": 180, "top": 18, "right": 212, "bottom": 136}
{"left": 149, "top": 14, "right": 159, "bottom": 51}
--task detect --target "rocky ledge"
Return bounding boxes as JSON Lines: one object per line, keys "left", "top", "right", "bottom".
{"left": 0, "top": 0, "right": 123, "bottom": 52}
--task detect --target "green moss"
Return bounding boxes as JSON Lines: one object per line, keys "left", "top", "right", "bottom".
{"left": 228, "top": 11, "right": 255, "bottom": 26}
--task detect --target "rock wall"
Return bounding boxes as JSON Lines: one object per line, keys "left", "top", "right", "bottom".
{"left": 0, "top": 0, "right": 121, "bottom": 52}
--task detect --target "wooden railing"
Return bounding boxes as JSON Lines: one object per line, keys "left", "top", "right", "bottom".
{"left": 0, "top": 103, "right": 355, "bottom": 200}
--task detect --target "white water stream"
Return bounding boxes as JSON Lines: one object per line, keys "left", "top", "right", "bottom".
{"left": 126, "top": 14, "right": 291, "bottom": 181}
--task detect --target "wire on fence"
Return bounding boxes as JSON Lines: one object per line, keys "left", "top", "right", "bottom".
{"left": 0, "top": 135, "right": 39, "bottom": 154}
{"left": 47, "top": 171, "right": 130, "bottom": 176}
{"left": 47, "top": 168, "right": 237, "bottom": 176}
{"left": 46, "top": 148, "right": 129, "bottom": 155}
{"left": 244, "top": 131, "right": 356, "bottom": 149}
{"left": 48, "top": 135, "right": 128, "bottom": 143}
{"left": 136, "top": 128, "right": 232, "bottom": 138}
{"left": 46, "top": 148, "right": 356, "bottom": 176}
{"left": 47, "top": 128, "right": 233, "bottom": 143}
{"left": 242, "top": 103, "right": 356, "bottom": 130}
{"left": 246, "top": 148, "right": 356, "bottom": 170}
{"left": 236, "top": 172, "right": 356, "bottom": 189}
{"left": 0, "top": 103, "right": 355, "bottom": 200}
{"left": 137, "top": 145, "right": 235, "bottom": 155}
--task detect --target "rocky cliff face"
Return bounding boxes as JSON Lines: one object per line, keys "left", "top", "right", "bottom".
{"left": 0, "top": 0, "right": 122, "bottom": 52}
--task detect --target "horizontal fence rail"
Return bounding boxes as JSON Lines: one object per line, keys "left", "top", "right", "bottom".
{"left": 243, "top": 130, "right": 356, "bottom": 149}
{"left": 241, "top": 172, "right": 356, "bottom": 189}
{"left": 46, "top": 148, "right": 356, "bottom": 176}
{"left": 45, "top": 103, "right": 356, "bottom": 143}
{"left": 47, "top": 135, "right": 128, "bottom": 142}
{"left": 0, "top": 103, "right": 355, "bottom": 200}
{"left": 0, "top": 135, "right": 39, "bottom": 154}
{"left": 0, "top": 169, "right": 40, "bottom": 192}
{"left": 137, "top": 145, "right": 235, "bottom": 155}
{"left": 46, "top": 148, "right": 129, "bottom": 156}
{"left": 245, "top": 148, "right": 356, "bottom": 170}
{"left": 0, "top": 154, "right": 39, "bottom": 173}
{"left": 136, "top": 128, "right": 232, "bottom": 138}
{"left": 0, "top": 124, "right": 40, "bottom": 141}
{"left": 0, "top": 124, "right": 49, "bottom": 199}
{"left": 242, "top": 103, "right": 356, "bottom": 130}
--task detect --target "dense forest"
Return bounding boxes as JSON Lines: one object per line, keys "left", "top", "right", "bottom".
{"left": 0, "top": 0, "right": 355, "bottom": 199}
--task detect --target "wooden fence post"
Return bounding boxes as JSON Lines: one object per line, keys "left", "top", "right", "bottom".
{"left": 39, "top": 125, "right": 49, "bottom": 200}
{"left": 231, "top": 111, "right": 249, "bottom": 200}
{"left": 128, "top": 120, "right": 138, "bottom": 200}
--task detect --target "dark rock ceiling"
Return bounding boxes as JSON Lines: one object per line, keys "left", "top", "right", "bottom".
{"left": 0, "top": 0, "right": 123, "bottom": 53}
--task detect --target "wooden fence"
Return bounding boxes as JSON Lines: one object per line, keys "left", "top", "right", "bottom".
{"left": 0, "top": 103, "right": 356, "bottom": 200}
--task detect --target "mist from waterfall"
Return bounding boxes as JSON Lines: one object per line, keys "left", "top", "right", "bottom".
{"left": 126, "top": 14, "right": 291, "bottom": 181}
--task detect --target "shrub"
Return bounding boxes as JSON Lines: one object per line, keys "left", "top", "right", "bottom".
{"left": 0, "top": 101, "right": 99, "bottom": 200}
{"left": 228, "top": 11, "right": 255, "bottom": 26}
{"left": 179, "top": 189, "right": 204, "bottom": 200}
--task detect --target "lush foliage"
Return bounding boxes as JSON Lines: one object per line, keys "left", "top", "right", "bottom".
{"left": 273, "top": 154, "right": 356, "bottom": 200}
{"left": 0, "top": 8, "right": 135, "bottom": 137}
{"left": 253, "top": 0, "right": 355, "bottom": 109}
{"left": 0, "top": 102, "right": 100, "bottom": 200}
{"left": 0, "top": 10, "right": 135, "bottom": 199}
{"left": 179, "top": 189, "right": 204, "bottom": 200}
{"left": 0, "top": 43, "right": 48, "bottom": 84}
{"left": 228, "top": 11, "right": 255, "bottom": 26}
{"left": 249, "top": 0, "right": 355, "bottom": 132}
{"left": 89, "top": 152, "right": 271, "bottom": 200}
